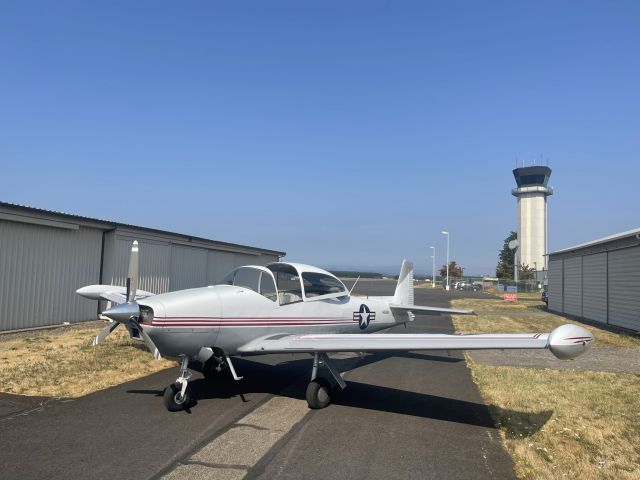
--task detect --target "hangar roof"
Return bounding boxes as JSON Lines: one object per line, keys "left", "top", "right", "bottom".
{"left": 0, "top": 201, "right": 285, "bottom": 257}
{"left": 550, "top": 227, "right": 640, "bottom": 256}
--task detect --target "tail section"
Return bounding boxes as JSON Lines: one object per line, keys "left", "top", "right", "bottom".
{"left": 392, "top": 260, "right": 414, "bottom": 306}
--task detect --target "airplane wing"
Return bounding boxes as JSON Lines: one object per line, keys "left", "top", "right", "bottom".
{"left": 100, "top": 291, "right": 128, "bottom": 305}
{"left": 389, "top": 304, "right": 474, "bottom": 316}
{"left": 237, "top": 324, "right": 594, "bottom": 360}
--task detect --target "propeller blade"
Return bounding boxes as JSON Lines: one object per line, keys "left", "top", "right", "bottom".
{"left": 127, "top": 240, "right": 139, "bottom": 303}
{"left": 140, "top": 327, "right": 162, "bottom": 360}
{"left": 93, "top": 321, "right": 120, "bottom": 346}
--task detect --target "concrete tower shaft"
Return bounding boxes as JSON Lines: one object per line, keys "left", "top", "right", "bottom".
{"left": 511, "top": 166, "right": 553, "bottom": 271}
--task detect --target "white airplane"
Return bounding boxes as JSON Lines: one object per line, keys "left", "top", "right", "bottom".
{"left": 77, "top": 241, "right": 594, "bottom": 412}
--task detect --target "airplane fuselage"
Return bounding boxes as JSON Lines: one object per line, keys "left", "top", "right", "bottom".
{"left": 140, "top": 285, "right": 401, "bottom": 358}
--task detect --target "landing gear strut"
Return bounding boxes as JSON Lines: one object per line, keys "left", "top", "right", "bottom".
{"left": 306, "top": 352, "right": 346, "bottom": 409}
{"left": 163, "top": 356, "right": 192, "bottom": 412}
{"left": 200, "top": 348, "right": 244, "bottom": 382}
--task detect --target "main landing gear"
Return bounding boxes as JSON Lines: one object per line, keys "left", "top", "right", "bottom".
{"left": 162, "top": 351, "right": 344, "bottom": 412}
{"left": 306, "top": 352, "right": 347, "bottom": 409}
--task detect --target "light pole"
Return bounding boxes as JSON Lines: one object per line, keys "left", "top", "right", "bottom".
{"left": 442, "top": 231, "right": 450, "bottom": 291}
{"left": 430, "top": 246, "right": 435, "bottom": 288}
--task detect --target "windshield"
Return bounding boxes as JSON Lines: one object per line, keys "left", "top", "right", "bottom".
{"left": 220, "top": 266, "right": 277, "bottom": 302}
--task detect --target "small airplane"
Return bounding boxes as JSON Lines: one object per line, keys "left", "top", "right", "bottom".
{"left": 77, "top": 241, "right": 594, "bottom": 412}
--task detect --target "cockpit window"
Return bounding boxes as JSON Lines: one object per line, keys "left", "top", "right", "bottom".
{"left": 267, "top": 264, "right": 303, "bottom": 305}
{"left": 302, "top": 272, "right": 346, "bottom": 298}
{"left": 220, "top": 267, "right": 277, "bottom": 302}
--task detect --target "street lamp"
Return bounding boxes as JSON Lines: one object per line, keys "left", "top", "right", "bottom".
{"left": 442, "top": 231, "right": 450, "bottom": 291}
{"left": 430, "top": 246, "right": 436, "bottom": 288}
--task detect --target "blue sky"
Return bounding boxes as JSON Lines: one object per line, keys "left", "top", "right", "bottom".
{"left": 1, "top": 1, "right": 638, "bottom": 275}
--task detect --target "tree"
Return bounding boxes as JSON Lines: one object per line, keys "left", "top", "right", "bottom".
{"left": 496, "top": 231, "right": 517, "bottom": 279}
{"left": 440, "top": 261, "right": 464, "bottom": 278}
{"left": 519, "top": 263, "right": 536, "bottom": 280}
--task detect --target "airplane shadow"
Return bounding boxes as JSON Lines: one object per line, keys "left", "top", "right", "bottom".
{"left": 126, "top": 353, "right": 550, "bottom": 436}
{"left": 330, "top": 381, "right": 552, "bottom": 435}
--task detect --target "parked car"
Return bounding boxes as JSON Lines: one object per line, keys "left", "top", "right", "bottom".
{"left": 541, "top": 287, "right": 548, "bottom": 305}
{"left": 461, "top": 283, "right": 481, "bottom": 292}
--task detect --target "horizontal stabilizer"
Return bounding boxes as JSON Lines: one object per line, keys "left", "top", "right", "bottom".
{"left": 390, "top": 304, "right": 474, "bottom": 316}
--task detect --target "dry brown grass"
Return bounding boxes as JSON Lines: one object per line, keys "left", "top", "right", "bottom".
{"left": 470, "top": 363, "right": 640, "bottom": 479}
{"left": 453, "top": 297, "right": 640, "bottom": 479}
{"left": 451, "top": 298, "right": 640, "bottom": 349}
{"left": 0, "top": 322, "right": 175, "bottom": 397}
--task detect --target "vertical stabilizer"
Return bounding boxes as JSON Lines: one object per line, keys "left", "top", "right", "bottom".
{"left": 393, "top": 260, "right": 414, "bottom": 305}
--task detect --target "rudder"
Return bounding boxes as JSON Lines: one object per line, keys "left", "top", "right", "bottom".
{"left": 393, "top": 260, "right": 414, "bottom": 305}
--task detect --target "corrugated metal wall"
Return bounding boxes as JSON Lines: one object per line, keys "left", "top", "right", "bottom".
{"left": 0, "top": 222, "right": 102, "bottom": 330}
{"left": 563, "top": 257, "right": 582, "bottom": 317}
{"left": 0, "top": 207, "right": 282, "bottom": 331}
{"left": 170, "top": 244, "right": 208, "bottom": 291}
{"left": 549, "top": 244, "right": 640, "bottom": 332}
{"left": 111, "top": 237, "right": 172, "bottom": 294}
{"left": 109, "top": 236, "right": 280, "bottom": 293}
{"left": 207, "top": 251, "right": 235, "bottom": 285}
{"left": 582, "top": 253, "right": 607, "bottom": 324}
{"left": 548, "top": 259, "right": 563, "bottom": 312}
{"left": 608, "top": 248, "right": 640, "bottom": 330}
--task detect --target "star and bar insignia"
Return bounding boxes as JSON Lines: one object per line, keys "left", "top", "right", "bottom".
{"left": 353, "top": 304, "right": 376, "bottom": 330}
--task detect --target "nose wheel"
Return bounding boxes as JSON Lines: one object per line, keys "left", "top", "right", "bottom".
{"left": 163, "top": 382, "right": 192, "bottom": 411}
{"left": 163, "top": 356, "right": 193, "bottom": 412}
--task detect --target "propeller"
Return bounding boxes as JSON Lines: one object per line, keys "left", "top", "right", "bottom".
{"left": 94, "top": 241, "right": 161, "bottom": 359}
{"left": 126, "top": 240, "right": 138, "bottom": 303}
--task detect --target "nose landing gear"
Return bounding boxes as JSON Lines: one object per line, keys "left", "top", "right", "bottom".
{"left": 163, "top": 352, "right": 245, "bottom": 412}
{"left": 163, "top": 356, "right": 193, "bottom": 411}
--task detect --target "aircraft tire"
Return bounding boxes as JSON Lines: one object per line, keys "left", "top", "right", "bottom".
{"left": 163, "top": 383, "right": 191, "bottom": 412}
{"left": 306, "top": 379, "right": 331, "bottom": 409}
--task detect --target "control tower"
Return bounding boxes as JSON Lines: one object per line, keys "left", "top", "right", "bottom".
{"left": 511, "top": 166, "right": 553, "bottom": 272}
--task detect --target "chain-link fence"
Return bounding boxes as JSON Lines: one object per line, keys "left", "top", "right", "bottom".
{"left": 492, "top": 279, "right": 542, "bottom": 293}
{"left": 417, "top": 277, "right": 543, "bottom": 293}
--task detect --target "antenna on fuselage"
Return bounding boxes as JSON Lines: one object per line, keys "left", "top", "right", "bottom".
{"left": 349, "top": 276, "right": 361, "bottom": 295}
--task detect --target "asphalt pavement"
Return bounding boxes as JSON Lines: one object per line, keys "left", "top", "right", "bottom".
{"left": 0, "top": 280, "right": 516, "bottom": 480}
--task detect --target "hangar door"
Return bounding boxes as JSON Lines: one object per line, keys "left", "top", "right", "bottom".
{"left": 563, "top": 257, "right": 582, "bottom": 317}
{"left": 0, "top": 222, "right": 102, "bottom": 330}
{"left": 582, "top": 253, "right": 607, "bottom": 325}
{"left": 608, "top": 247, "right": 640, "bottom": 331}
{"left": 207, "top": 250, "right": 236, "bottom": 286}
{"left": 547, "top": 259, "right": 563, "bottom": 313}
{"left": 170, "top": 245, "right": 208, "bottom": 291}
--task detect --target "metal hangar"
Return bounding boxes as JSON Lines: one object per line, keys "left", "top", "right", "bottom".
{"left": 548, "top": 228, "right": 640, "bottom": 332}
{"left": 0, "top": 202, "right": 284, "bottom": 331}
